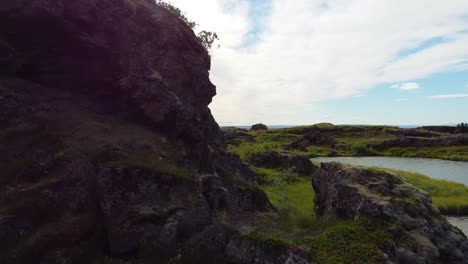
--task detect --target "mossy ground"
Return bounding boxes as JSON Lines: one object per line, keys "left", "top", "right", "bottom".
{"left": 296, "top": 219, "right": 402, "bottom": 264}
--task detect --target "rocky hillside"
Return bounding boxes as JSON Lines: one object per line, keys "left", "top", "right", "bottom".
{"left": 0, "top": 1, "right": 300, "bottom": 263}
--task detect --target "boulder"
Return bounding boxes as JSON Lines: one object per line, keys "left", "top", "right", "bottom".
{"left": 312, "top": 162, "right": 468, "bottom": 263}
{"left": 250, "top": 123, "right": 269, "bottom": 131}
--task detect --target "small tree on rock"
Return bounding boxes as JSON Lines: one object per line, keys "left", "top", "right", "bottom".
{"left": 156, "top": 1, "right": 219, "bottom": 52}
{"left": 197, "top": 30, "right": 219, "bottom": 50}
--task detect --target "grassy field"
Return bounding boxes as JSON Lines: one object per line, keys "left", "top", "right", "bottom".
{"left": 226, "top": 124, "right": 468, "bottom": 161}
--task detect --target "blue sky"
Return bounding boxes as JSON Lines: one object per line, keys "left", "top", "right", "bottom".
{"left": 169, "top": 0, "right": 468, "bottom": 126}
{"left": 320, "top": 71, "right": 468, "bottom": 125}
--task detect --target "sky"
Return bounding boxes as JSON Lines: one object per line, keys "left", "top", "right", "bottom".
{"left": 166, "top": 0, "right": 468, "bottom": 126}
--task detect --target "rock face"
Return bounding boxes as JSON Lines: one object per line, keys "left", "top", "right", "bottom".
{"left": 0, "top": 0, "right": 278, "bottom": 263}
{"left": 312, "top": 163, "right": 468, "bottom": 264}
{"left": 251, "top": 123, "right": 269, "bottom": 131}
{"left": 0, "top": 0, "right": 222, "bottom": 166}
{"left": 249, "top": 151, "right": 317, "bottom": 175}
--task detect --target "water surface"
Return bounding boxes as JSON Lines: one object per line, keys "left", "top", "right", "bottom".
{"left": 446, "top": 216, "right": 468, "bottom": 235}
{"left": 311, "top": 156, "right": 468, "bottom": 186}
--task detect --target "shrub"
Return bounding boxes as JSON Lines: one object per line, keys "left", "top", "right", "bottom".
{"left": 351, "top": 143, "right": 377, "bottom": 156}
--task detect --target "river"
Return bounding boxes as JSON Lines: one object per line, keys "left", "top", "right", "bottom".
{"left": 311, "top": 156, "right": 468, "bottom": 235}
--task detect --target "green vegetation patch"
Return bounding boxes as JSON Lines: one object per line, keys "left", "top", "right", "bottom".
{"left": 297, "top": 219, "right": 396, "bottom": 264}
{"left": 227, "top": 129, "right": 304, "bottom": 160}
{"left": 226, "top": 124, "right": 468, "bottom": 162}
{"left": 380, "top": 169, "right": 468, "bottom": 216}
{"left": 254, "top": 166, "right": 315, "bottom": 231}
{"left": 382, "top": 146, "right": 468, "bottom": 162}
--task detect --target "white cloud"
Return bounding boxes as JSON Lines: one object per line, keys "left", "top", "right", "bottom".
{"left": 430, "top": 94, "right": 468, "bottom": 99}
{"left": 465, "top": 84, "right": 468, "bottom": 88}
{"left": 390, "top": 83, "right": 421, "bottom": 90}
{"left": 167, "top": 0, "right": 468, "bottom": 125}
{"left": 352, "top": 94, "right": 366, "bottom": 98}
{"left": 395, "top": 98, "right": 409, "bottom": 102}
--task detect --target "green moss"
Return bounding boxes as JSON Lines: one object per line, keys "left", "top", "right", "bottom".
{"left": 259, "top": 170, "right": 315, "bottom": 231}
{"left": 297, "top": 219, "right": 394, "bottom": 264}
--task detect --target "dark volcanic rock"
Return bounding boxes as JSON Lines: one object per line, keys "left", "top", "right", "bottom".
{"left": 250, "top": 123, "right": 269, "bottom": 131}
{"left": 369, "top": 134, "right": 468, "bottom": 150}
{"left": 249, "top": 151, "right": 317, "bottom": 175}
{"left": 0, "top": 0, "right": 223, "bottom": 165}
{"left": 285, "top": 130, "right": 336, "bottom": 151}
{"left": 421, "top": 126, "right": 459, "bottom": 134}
{"left": 214, "top": 153, "right": 257, "bottom": 182}
{"left": 201, "top": 174, "right": 274, "bottom": 212}
{"left": 223, "top": 127, "right": 256, "bottom": 146}
{"left": 0, "top": 0, "right": 275, "bottom": 263}
{"left": 312, "top": 162, "right": 468, "bottom": 264}
{"left": 390, "top": 128, "right": 441, "bottom": 138}
{"left": 226, "top": 237, "right": 312, "bottom": 264}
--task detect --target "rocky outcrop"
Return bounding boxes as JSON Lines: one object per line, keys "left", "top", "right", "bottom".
{"left": 369, "top": 134, "right": 468, "bottom": 150}
{"left": 222, "top": 127, "right": 256, "bottom": 146}
{"left": 389, "top": 128, "right": 440, "bottom": 138}
{"left": 421, "top": 126, "right": 459, "bottom": 134}
{"left": 0, "top": 0, "right": 275, "bottom": 263}
{"left": 0, "top": 0, "right": 223, "bottom": 167}
{"left": 251, "top": 123, "right": 269, "bottom": 131}
{"left": 285, "top": 130, "right": 336, "bottom": 151}
{"left": 312, "top": 163, "right": 468, "bottom": 264}
{"left": 249, "top": 151, "right": 317, "bottom": 175}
